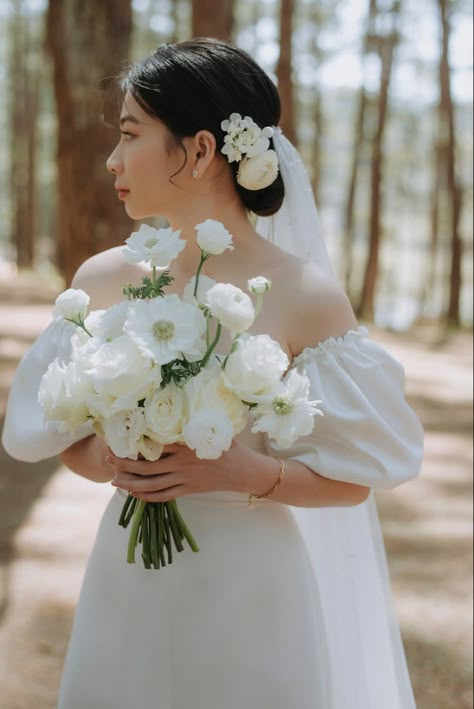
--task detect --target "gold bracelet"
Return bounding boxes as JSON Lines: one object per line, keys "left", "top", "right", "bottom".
{"left": 248, "top": 458, "right": 285, "bottom": 509}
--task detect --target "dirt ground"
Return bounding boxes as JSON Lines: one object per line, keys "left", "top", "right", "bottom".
{"left": 0, "top": 268, "right": 472, "bottom": 709}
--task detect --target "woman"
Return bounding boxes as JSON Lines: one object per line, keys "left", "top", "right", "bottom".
{"left": 2, "top": 39, "right": 424, "bottom": 708}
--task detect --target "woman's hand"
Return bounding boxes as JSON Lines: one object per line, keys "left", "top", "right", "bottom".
{"left": 108, "top": 441, "right": 263, "bottom": 502}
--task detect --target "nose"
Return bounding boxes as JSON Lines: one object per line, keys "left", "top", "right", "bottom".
{"left": 106, "top": 145, "right": 123, "bottom": 175}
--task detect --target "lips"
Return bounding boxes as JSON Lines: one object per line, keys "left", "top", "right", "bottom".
{"left": 115, "top": 186, "right": 130, "bottom": 199}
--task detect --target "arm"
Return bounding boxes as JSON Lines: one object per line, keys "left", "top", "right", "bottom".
{"left": 60, "top": 434, "right": 115, "bottom": 483}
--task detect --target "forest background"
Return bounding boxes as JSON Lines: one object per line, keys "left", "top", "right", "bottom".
{"left": 0, "top": 1, "right": 472, "bottom": 708}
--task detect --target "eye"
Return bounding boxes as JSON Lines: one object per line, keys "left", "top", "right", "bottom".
{"left": 120, "top": 131, "right": 136, "bottom": 141}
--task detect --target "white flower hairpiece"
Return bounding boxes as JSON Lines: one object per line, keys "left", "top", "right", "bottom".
{"left": 220, "top": 112, "right": 280, "bottom": 191}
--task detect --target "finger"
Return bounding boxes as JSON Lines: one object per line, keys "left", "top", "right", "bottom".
{"left": 133, "top": 484, "right": 185, "bottom": 503}
{"left": 112, "top": 472, "right": 180, "bottom": 493}
{"left": 108, "top": 454, "right": 177, "bottom": 477}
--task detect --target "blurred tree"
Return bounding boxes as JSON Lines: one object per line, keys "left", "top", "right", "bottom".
{"left": 357, "top": 0, "right": 403, "bottom": 320}
{"left": 437, "top": 0, "right": 463, "bottom": 326}
{"left": 192, "top": 0, "right": 234, "bottom": 40}
{"left": 343, "top": 0, "right": 377, "bottom": 294}
{"left": 46, "top": 0, "right": 133, "bottom": 285}
{"left": 9, "top": 0, "right": 39, "bottom": 269}
{"left": 277, "top": 0, "right": 297, "bottom": 144}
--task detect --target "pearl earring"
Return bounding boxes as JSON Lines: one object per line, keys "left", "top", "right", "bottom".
{"left": 192, "top": 169, "right": 198, "bottom": 178}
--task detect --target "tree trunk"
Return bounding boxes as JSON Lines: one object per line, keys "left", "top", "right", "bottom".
{"left": 276, "top": 0, "right": 297, "bottom": 145}
{"left": 191, "top": 0, "right": 234, "bottom": 41}
{"left": 357, "top": 0, "right": 402, "bottom": 320}
{"left": 438, "top": 0, "right": 463, "bottom": 326}
{"left": 46, "top": 0, "right": 133, "bottom": 285}
{"left": 343, "top": 0, "right": 377, "bottom": 293}
{"left": 9, "top": 0, "right": 37, "bottom": 270}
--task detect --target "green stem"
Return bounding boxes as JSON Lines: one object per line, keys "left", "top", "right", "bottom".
{"left": 127, "top": 500, "right": 147, "bottom": 564}
{"left": 166, "top": 501, "right": 184, "bottom": 552}
{"left": 200, "top": 322, "right": 222, "bottom": 368}
{"left": 163, "top": 505, "right": 173, "bottom": 564}
{"left": 141, "top": 505, "right": 151, "bottom": 569}
{"left": 170, "top": 500, "right": 200, "bottom": 552}
{"left": 64, "top": 316, "right": 93, "bottom": 338}
{"left": 193, "top": 253, "right": 208, "bottom": 299}
{"left": 118, "top": 493, "right": 135, "bottom": 527}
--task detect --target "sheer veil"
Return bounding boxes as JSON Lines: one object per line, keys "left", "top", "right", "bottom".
{"left": 256, "top": 129, "right": 417, "bottom": 708}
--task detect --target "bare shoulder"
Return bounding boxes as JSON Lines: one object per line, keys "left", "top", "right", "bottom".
{"left": 70, "top": 246, "right": 139, "bottom": 310}
{"left": 274, "top": 256, "right": 358, "bottom": 358}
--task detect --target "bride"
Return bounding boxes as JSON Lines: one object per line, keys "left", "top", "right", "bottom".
{"left": 2, "top": 38, "right": 424, "bottom": 708}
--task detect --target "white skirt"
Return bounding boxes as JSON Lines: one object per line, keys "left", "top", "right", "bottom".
{"left": 58, "top": 489, "right": 331, "bottom": 709}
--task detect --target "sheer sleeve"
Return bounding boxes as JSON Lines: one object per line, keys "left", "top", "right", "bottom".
{"left": 2, "top": 318, "right": 93, "bottom": 463}
{"left": 267, "top": 326, "right": 424, "bottom": 489}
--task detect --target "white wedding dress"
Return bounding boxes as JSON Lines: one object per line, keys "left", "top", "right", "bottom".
{"left": 2, "top": 317, "right": 424, "bottom": 709}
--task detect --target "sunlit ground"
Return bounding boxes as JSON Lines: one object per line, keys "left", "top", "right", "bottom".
{"left": 0, "top": 269, "right": 472, "bottom": 709}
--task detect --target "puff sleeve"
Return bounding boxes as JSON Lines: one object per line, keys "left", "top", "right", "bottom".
{"left": 2, "top": 318, "right": 94, "bottom": 463}
{"left": 268, "top": 326, "right": 424, "bottom": 490}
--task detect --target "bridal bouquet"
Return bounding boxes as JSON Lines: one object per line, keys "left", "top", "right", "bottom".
{"left": 38, "top": 220, "right": 322, "bottom": 570}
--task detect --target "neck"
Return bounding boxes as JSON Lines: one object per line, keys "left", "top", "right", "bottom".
{"left": 166, "top": 191, "right": 257, "bottom": 275}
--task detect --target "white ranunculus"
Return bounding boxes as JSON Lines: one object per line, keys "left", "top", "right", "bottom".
{"left": 251, "top": 369, "right": 323, "bottom": 448}
{"left": 124, "top": 294, "right": 206, "bottom": 365}
{"left": 122, "top": 224, "right": 186, "bottom": 268}
{"left": 103, "top": 408, "right": 148, "bottom": 460}
{"left": 195, "top": 219, "right": 234, "bottom": 255}
{"left": 223, "top": 334, "right": 289, "bottom": 403}
{"left": 183, "top": 274, "right": 217, "bottom": 306}
{"left": 143, "top": 382, "right": 188, "bottom": 444}
{"left": 247, "top": 276, "right": 272, "bottom": 295}
{"left": 184, "top": 363, "right": 247, "bottom": 434}
{"left": 237, "top": 150, "right": 279, "bottom": 191}
{"left": 96, "top": 301, "right": 131, "bottom": 340}
{"left": 206, "top": 283, "right": 255, "bottom": 334}
{"left": 53, "top": 288, "right": 90, "bottom": 322}
{"left": 38, "top": 358, "right": 92, "bottom": 433}
{"left": 182, "top": 408, "right": 234, "bottom": 459}
{"left": 137, "top": 436, "right": 164, "bottom": 462}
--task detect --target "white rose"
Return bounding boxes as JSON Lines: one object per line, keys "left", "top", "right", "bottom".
{"left": 182, "top": 408, "right": 234, "bottom": 460}
{"left": 252, "top": 369, "right": 323, "bottom": 449}
{"left": 184, "top": 363, "right": 247, "bottom": 434}
{"left": 223, "top": 334, "right": 289, "bottom": 403}
{"left": 143, "top": 382, "right": 188, "bottom": 444}
{"left": 247, "top": 276, "right": 272, "bottom": 295}
{"left": 103, "top": 408, "right": 147, "bottom": 460}
{"left": 206, "top": 283, "right": 255, "bottom": 334}
{"left": 53, "top": 288, "right": 90, "bottom": 321}
{"left": 38, "top": 358, "right": 92, "bottom": 433}
{"left": 237, "top": 150, "right": 279, "bottom": 191}
{"left": 122, "top": 224, "right": 186, "bottom": 268}
{"left": 183, "top": 274, "right": 217, "bottom": 306}
{"left": 195, "top": 219, "right": 234, "bottom": 255}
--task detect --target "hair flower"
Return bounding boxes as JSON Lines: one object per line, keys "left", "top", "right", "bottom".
{"left": 220, "top": 112, "right": 279, "bottom": 190}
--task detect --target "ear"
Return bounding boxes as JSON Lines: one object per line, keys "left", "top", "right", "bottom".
{"left": 185, "top": 130, "right": 217, "bottom": 179}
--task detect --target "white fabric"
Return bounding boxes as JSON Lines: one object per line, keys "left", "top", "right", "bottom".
{"left": 2, "top": 318, "right": 423, "bottom": 708}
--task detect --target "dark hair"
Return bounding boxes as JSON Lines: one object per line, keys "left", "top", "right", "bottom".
{"left": 118, "top": 38, "right": 284, "bottom": 217}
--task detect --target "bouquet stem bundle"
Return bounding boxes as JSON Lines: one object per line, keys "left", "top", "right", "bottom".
{"left": 119, "top": 495, "right": 199, "bottom": 569}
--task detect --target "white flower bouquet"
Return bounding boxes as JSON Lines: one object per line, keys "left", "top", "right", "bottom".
{"left": 39, "top": 219, "right": 322, "bottom": 570}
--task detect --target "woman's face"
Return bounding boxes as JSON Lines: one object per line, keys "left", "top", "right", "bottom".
{"left": 106, "top": 92, "right": 187, "bottom": 220}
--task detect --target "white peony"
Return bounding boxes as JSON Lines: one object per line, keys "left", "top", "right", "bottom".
{"left": 195, "top": 219, "right": 234, "bottom": 255}
{"left": 247, "top": 276, "right": 272, "bottom": 295}
{"left": 38, "top": 358, "right": 92, "bottom": 433}
{"left": 223, "top": 334, "right": 289, "bottom": 403}
{"left": 53, "top": 288, "right": 90, "bottom": 322}
{"left": 251, "top": 369, "right": 323, "bottom": 448}
{"left": 183, "top": 274, "right": 217, "bottom": 306}
{"left": 206, "top": 283, "right": 255, "bottom": 334}
{"left": 96, "top": 301, "right": 131, "bottom": 340}
{"left": 122, "top": 224, "right": 186, "bottom": 268}
{"left": 124, "top": 294, "right": 207, "bottom": 365}
{"left": 182, "top": 408, "right": 234, "bottom": 459}
{"left": 237, "top": 150, "right": 279, "bottom": 191}
{"left": 143, "top": 382, "right": 188, "bottom": 444}
{"left": 184, "top": 363, "right": 247, "bottom": 434}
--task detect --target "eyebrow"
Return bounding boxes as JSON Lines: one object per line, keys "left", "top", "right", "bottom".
{"left": 119, "top": 114, "right": 141, "bottom": 127}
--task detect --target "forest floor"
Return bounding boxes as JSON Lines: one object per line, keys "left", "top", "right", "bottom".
{"left": 0, "top": 267, "right": 472, "bottom": 709}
